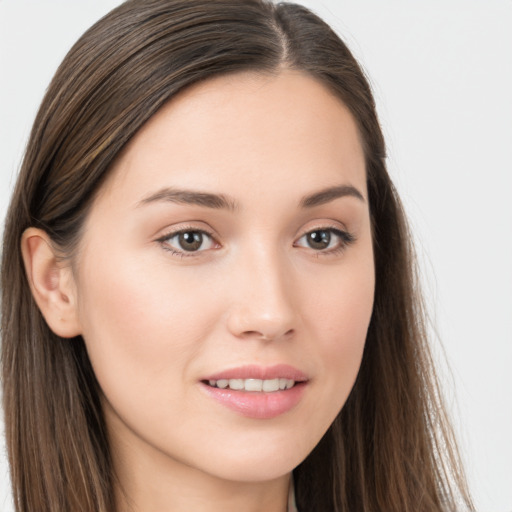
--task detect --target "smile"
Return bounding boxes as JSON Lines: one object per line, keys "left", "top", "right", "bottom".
{"left": 207, "top": 378, "right": 296, "bottom": 392}
{"left": 200, "top": 364, "right": 308, "bottom": 419}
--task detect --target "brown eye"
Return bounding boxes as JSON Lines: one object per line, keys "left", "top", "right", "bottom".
{"left": 178, "top": 231, "right": 204, "bottom": 251}
{"left": 160, "top": 229, "right": 216, "bottom": 255}
{"left": 306, "top": 230, "right": 331, "bottom": 250}
{"left": 295, "top": 227, "right": 355, "bottom": 254}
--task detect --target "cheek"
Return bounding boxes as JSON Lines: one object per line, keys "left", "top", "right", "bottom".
{"left": 307, "top": 248, "right": 374, "bottom": 346}
{"left": 302, "top": 254, "right": 374, "bottom": 417}
{"left": 325, "top": 283, "right": 372, "bottom": 380}
{"left": 74, "top": 250, "right": 219, "bottom": 404}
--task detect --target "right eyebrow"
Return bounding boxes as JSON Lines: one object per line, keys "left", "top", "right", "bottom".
{"left": 299, "top": 184, "right": 365, "bottom": 208}
{"left": 137, "top": 187, "right": 238, "bottom": 211}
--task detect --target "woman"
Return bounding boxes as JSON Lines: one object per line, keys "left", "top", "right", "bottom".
{"left": 1, "top": 1, "right": 474, "bottom": 511}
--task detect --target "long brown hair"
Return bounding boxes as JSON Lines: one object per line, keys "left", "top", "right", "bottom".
{"left": 1, "top": 1, "right": 474, "bottom": 511}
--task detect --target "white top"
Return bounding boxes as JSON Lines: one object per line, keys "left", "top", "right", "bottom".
{"left": 287, "top": 478, "right": 298, "bottom": 512}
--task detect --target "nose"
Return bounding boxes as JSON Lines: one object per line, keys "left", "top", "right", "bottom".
{"left": 226, "top": 248, "right": 297, "bottom": 342}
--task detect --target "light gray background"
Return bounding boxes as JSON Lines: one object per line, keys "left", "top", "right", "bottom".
{"left": 1, "top": 1, "right": 511, "bottom": 511}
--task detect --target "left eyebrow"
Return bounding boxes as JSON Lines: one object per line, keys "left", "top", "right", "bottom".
{"left": 299, "top": 184, "right": 365, "bottom": 208}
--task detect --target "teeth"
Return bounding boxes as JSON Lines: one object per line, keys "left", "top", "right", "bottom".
{"left": 262, "top": 378, "right": 279, "bottom": 392}
{"left": 208, "top": 378, "right": 297, "bottom": 392}
{"left": 245, "top": 379, "right": 263, "bottom": 392}
{"left": 228, "top": 379, "right": 244, "bottom": 390}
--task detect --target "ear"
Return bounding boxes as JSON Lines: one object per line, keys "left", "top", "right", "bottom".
{"left": 21, "top": 227, "right": 82, "bottom": 338}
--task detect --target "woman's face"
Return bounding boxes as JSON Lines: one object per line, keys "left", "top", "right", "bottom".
{"left": 72, "top": 70, "right": 374, "bottom": 485}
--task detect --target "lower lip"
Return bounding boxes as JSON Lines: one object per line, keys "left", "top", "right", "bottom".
{"left": 199, "top": 382, "right": 307, "bottom": 419}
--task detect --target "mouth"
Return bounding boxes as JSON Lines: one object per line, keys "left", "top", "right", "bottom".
{"left": 199, "top": 365, "right": 309, "bottom": 419}
{"left": 203, "top": 378, "right": 298, "bottom": 392}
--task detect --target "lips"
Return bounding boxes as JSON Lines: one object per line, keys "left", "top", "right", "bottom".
{"left": 199, "top": 364, "right": 309, "bottom": 419}
{"left": 202, "top": 364, "right": 308, "bottom": 382}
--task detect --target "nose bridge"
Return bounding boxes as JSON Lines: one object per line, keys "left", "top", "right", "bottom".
{"left": 227, "top": 240, "right": 296, "bottom": 340}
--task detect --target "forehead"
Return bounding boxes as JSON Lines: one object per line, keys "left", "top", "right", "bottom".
{"left": 100, "top": 69, "right": 367, "bottom": 207}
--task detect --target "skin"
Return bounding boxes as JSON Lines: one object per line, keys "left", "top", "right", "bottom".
{"left": 23, "top": 70, "right": 375, "bottom": 512}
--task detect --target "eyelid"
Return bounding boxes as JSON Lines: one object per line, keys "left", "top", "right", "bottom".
{"left": 155, "top": 224, "right": 220, "bottom": 257}
{"left": 294, "top": 225, "right": 356, "bottom": 255}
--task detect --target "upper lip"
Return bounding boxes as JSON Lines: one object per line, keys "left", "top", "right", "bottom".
{"left": 202, "top": 364, "right": 309, "bottom": 382}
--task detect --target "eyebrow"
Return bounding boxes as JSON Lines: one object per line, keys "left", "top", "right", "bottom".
{"left": 137, "top": 183, "right": 365, "bottom": 211}
{"left": 299, "top": 184, "right": 365, "bottom": 208}
{"left": 138, "top": 187, "right": 238, "bottom": 211}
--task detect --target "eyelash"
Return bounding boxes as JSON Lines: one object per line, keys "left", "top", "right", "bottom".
{"left": 156, "top": 226, "right": 218, "bottom": 258}
{"left": 156, "top": 225, "right": 356, "bottom": 258}
{"left": 294, "top": 227, "right": 356, "bottom": 257}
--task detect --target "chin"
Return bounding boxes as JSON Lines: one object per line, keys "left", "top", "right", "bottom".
{"left": 205, "top": 458, "right": 297, "bottom": 483}
{"left": 194, "top": 433, "right": 313, "bottom": 483}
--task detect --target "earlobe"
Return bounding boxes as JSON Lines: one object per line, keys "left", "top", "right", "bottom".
{"left": 21, "top": 228, "right": 82, "bottom": 338}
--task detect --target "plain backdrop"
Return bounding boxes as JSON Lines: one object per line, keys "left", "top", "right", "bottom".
{"left": 1, "top": 1, "right": 511, "bottom": 511}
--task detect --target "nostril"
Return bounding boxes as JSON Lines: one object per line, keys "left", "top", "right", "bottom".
{"left": 226, "top": 302, "right": 297, "bottom": 341}
{"left": 241, "top": 328, "right": 294, "bottom": 341}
